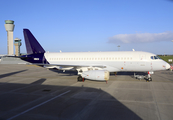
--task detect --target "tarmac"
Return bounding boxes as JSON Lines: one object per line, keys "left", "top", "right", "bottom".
{"left": 0, "top": 64, "right": 173, "bottom": 120}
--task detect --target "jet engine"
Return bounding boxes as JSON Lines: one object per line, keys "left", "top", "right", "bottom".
{"left": 81, "top": 70, "right": 109, "bottom": 81}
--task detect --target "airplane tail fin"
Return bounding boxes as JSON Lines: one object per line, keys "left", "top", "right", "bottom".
{"left": 23, "top": 29, "right": 45, "bottom": 54}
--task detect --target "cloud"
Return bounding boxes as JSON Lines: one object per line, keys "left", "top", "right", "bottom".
{"left": 108, "top": 31, "right": 173, "bottom": 44}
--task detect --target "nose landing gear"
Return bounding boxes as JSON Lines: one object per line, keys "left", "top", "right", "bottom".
{"left": 134, "top": 72, "right": 153, "bottom": 82}
{"left": 146, "top": 71, "right": 152, "bottom": 82}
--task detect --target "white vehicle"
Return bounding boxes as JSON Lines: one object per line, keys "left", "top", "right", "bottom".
{"left": 20, "top": 29, "right": 170, "bottom": 82}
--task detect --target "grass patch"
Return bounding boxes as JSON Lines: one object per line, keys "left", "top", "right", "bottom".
{"left": 158, "top": 55, "right": 173, "bottom": 64}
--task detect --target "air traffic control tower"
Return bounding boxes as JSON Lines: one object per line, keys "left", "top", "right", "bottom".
{"left": 4, "top": 20, "right": 15, "bottom": 55}
{"left": 14, "top": 38, "right": 21, "bottom": 56}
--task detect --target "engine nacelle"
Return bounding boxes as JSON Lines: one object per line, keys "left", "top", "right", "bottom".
{"left": 81, "top": 70, "right": 109, "bottom": 81}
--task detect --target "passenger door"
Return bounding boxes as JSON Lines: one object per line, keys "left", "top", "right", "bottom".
{"left": 139, "top": 55, "right": 146, "bottom": 70}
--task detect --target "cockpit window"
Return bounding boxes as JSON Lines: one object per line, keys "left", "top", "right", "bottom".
{"left": 151, "top": 56, "right": 161, "bottom": 60}
{"left": 156, "top": 56, "right": 161, "bottom": 59}
{"left": 154, "top": 56, "right": 158, "bottom": 59}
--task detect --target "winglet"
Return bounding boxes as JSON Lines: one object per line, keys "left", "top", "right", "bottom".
{"left": 23, "top": 29, "right": 45, "bottom": 54}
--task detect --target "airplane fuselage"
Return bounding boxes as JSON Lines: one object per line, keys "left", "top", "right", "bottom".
{"left": 40, "top": 51, "right": 169, "bottom": 72}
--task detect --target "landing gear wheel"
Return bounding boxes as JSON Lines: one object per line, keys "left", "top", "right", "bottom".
{"left": 77, "top": 76, "right": 83, "bottom": 82}
{"left": 146, "top": 77, "right": 152, "bottom": 82}
{"left": 150, "top": 78, "right": 152, "bottom": 81}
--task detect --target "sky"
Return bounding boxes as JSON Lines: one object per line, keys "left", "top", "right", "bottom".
{"left": 0, "top": 0, "right": 173, "bottom": 55}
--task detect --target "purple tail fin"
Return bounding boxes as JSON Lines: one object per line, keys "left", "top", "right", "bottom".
{"left": 23, "top": 29, "right": 45, "bottom": 54}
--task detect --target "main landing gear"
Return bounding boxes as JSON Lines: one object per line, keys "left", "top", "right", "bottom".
{"left": 77, "top": 75, "right": 85, "bottom": 82}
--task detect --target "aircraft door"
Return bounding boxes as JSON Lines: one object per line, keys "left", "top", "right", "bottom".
{"left": 140, "top": 55, "right": 146, "bottom": 61}
{"left": 150, "top": 56, "right": 153, "bottom": 71}
{"left": 139, "top": 55, "right": 146, "bottom": 69}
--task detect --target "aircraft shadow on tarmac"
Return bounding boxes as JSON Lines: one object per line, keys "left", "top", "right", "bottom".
{"left": 49, "top": 68, "right": 78, "bottom": 76}
{"left": 0, "top": 70, "right": 142, "bottom": 120}
{"left": 0, "top": 70, "right": 28, "bottom": 79}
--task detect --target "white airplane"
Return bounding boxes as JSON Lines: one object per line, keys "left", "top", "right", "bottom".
{"left": 20, "top": 29, "right": 170, "bottom": 82}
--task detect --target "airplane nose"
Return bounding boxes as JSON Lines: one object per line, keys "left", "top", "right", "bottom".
{"left": 166, "top": 63, "right": 170, "bottom": 69}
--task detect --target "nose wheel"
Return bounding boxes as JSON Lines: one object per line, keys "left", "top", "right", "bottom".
{"left": 146, "top": 71, "right": 152, "bottom": 82}
{"left": 146, "top": 77, "right": 152, "bottom": 82}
